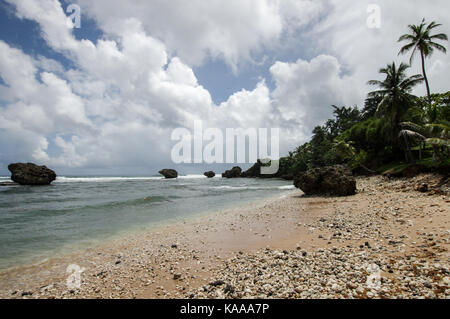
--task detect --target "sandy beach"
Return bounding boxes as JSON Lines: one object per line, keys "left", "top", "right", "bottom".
{"left": 0, "top": 174, "right": 448, "bottom": 299}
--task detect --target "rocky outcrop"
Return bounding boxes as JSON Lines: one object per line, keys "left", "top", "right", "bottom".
{"left": 242, "top": 160, "right": 265, "bottom": 178}
{"left": 242, "top": 159, "right": 294, "bottom": 180}
{"left": 294, "top": 165, "right": 356, "bottom": 196}
{"left": 8, "top": 163, "right": 56, "bottom": 185}
{"left": 159, "top": 169, "right": 178, "bottom": 179}
{"left": 204, "top": 171, "right": 215, "bottom": 178}
{"left": 222, "top": 166, "right": 242, "bottom": 178}
{"left": 383, "top": 164, "right": 425, "bottom": 178}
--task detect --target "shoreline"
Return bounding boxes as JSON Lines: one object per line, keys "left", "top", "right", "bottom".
{"left": 0, "top": 174, "right": 448, "bottom": 299}
{"left": 0, "top": 183, "right": 293, "bottom": 272}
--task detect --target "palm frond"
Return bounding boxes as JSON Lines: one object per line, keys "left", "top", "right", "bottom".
{"left": 430, "top": 33, "right": 448, "bottom": 41}
{"left": 426, "top": 21, "right": 443, "bottom": 32}
{"left": 399, "top": 130, "right": 426, "bottom": 140}
{"left": 425, "top": 138, "right": 450, "bottom": 148}
{"left": 400, "top": 121, "right": 427, "bottom": 134}
{"left": 425, "top": 123, "right": 450, "bottom": 131}
{"left": 429, "top": 42, "right": 447, "bottom": 53}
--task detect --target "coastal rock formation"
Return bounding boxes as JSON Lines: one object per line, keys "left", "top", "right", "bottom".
{"left": 222, "top": 166, "right": 242, "bottom": 178}
{"left": 294, "top": 165, "right": 356, "bottom": 196}
{"left": 243, "top": 159, "right": 294, "bottom": 180}
{"left": 8, "top": 163, "right": 56, "bottom": 185}
{"left": 204, "top": 171, "right": 215, "bottom": 178}
{"left": 241, "top": 160, "right": 265, "bottom": 178}
{"left": 158, "top": 169, "right": 178, "bottom": 179}
{"left": 383, "top": 164, "right": 425, "bottom": 178}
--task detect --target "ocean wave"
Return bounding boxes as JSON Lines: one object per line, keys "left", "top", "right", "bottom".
{"left": 277, "top": 185, "right": 296, "bottom": 190}
{"left": 55, "top": 175, "right": 221, "bottom": 183}
{"left": 211, "top": 185, "right": 295, "bottom": 191}
{"left": 55, "top": 176, "right": 163, "bottom": 183}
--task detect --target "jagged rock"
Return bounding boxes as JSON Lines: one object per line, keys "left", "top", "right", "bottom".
{"left": 416, "top": 183, "right": 428, "bottom": 193}
{"left": 242, "top": 160, "right": 268, "bottom": 178}
{"left": 383, "top": 164, "right": 425, "bottom": 178}
{"left": 8, "top": 163, "right": 56, "bottom": 185}
{"left": 401, "top": 164, "right": 425, "bottom": 178}
{"left": 158, "top": 169, "right": 178, "bottom": 179}
{"left": 243, "top": 159, "right": 293, "bottom": 180}
{"left": 222, "top": 167, "right": 242, "bottom": 178}
{"left": 204, "top": 171, "right": 215, "bottom": 178}
{"left": 294, "top": 165, "right": 356, "bottom": 196}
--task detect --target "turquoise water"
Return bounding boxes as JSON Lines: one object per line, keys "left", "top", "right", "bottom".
{"left": 0, "top": 175, "right": 294, "bottom": 270}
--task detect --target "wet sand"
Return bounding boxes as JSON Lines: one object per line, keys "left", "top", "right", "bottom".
{"left": 0, "top": 174, "right": 448, "bottom": 299}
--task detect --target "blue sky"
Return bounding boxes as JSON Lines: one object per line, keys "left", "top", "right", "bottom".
{"left": 0, "top": 0, "right": 449, "bottom": 176}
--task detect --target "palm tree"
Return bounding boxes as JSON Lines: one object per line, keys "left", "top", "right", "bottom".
{"left": 367, "top": 62, "right": 424, "bottom": 144}
{"left": 400, "top": 119, "right": 450, "bottom": 162}
{"left": 398, "top": 19, "right": 448, "bottom": 105}
{"left": 333, "top": 139, "right": 376, "bottom": 173}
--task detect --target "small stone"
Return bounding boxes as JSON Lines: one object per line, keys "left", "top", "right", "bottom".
{"left": 173, "top": 273, "right": 182, "bottom": 280}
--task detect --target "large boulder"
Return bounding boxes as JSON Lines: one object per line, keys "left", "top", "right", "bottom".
{"left": 294, "top": 165, "right": 356, "bottom": 196}
{"left": 222, "top": 166, "right": 242, "bottom": 178}
{"left": 8, "top": 163, "right": 56, "bottom": 185}
{"left": 204, "top": 171, "right": 215, "bottom": 178}
{"left": 159, "top": 169, "right": 178, "bottom": 179}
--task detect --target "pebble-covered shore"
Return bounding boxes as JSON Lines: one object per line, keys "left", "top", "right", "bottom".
{"left": 0, "top": 174, "right": 448, "bottom": 299}
{"left": 186, "top": 174, "right": 450, "bottom": 299}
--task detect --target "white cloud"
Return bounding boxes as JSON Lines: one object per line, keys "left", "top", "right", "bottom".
{"left": 76, "top": 0, "right": 285, "bottom": 70}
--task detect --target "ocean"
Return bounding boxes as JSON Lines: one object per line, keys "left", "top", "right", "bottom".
{"left": 0, "top": 175, "right": 294, "bottom": 270}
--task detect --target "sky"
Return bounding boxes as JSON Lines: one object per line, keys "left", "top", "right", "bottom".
{"left": 0, "top": 0, "right": 449, "bottom": 176}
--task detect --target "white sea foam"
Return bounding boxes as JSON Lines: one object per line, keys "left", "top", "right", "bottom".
{"left": 277, "top": 185, "right": 295, "bottom": 190}
{"left": 55, "top": 176, "right": 163, "bottom": 183}
{"left": 212, "top": 184, "right": 295, "bottom": 191}
{"left": 55, "top": 175, "right": 222, "bottom": 183}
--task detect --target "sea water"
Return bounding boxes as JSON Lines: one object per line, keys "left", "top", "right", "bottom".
{"left": 0, "top": 175, "right": 294, "bottom": 269}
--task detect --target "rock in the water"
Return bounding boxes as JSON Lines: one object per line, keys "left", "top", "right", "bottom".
{"left": 158, "top": 169, "right": 178, "bottom": 179}
{"left": 242, "top": 160, "right": 270, "bottom": 178}
{"left": 204, "top": 171, "right": 215, "bottom": 178}
{"left": 294, "top": 165, "right": 356, "bottom": 196}
{"left": 243, "top": 159, "right": 293, "bottom": 180}
{"left": 8, "top": 163, "right": 56, "bottom": 185}
{"left": 222, "top": 166, "right": 242, "bottom": 178}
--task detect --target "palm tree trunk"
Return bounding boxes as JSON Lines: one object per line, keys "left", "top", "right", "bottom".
{"left": 420, "top": 50, "right": 432, "bottom": 106}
